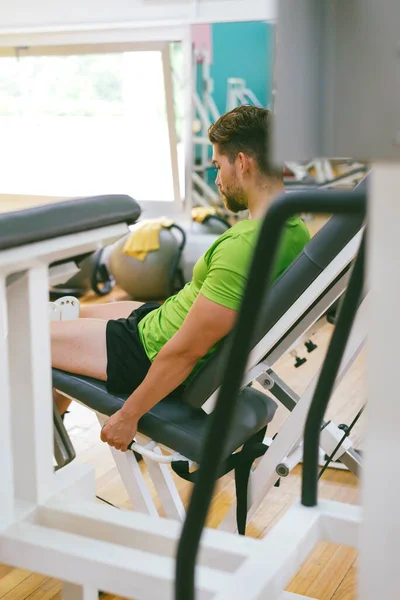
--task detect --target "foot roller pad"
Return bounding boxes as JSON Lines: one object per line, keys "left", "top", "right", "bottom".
{"left": 53, "top": 296, "right": 80, "bottom": 320}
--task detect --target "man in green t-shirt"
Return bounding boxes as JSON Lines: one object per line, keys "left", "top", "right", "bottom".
{"left": 52, "top": 105, "right": 310, "bottom": 452}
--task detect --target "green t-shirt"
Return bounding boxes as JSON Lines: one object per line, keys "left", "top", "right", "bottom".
{"left": 138, "top": 215, "right": 310, "bottom": 379}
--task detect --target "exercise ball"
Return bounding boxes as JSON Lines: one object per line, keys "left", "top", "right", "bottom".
{"left": 109, "top": 225, "right": 186, "bottom": 301}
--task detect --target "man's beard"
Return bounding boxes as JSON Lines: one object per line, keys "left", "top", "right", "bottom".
{"left": 221, "top": 183, "right": 247, "bottom": 214}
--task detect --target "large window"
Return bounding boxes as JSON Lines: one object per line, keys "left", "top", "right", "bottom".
{"left": 0, "top": 45, "right": 183, "bottom": 203}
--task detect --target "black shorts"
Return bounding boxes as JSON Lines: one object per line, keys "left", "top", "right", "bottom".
{"left": 105, "top": 302, "right": 160, "bottom": 394}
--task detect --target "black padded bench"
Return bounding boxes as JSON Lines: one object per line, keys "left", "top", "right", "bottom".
{"left": 0, "top": 194, "right": 141, "bottom": 251}
{"left": 52, "top": 372, "right": 277, "bottom": 466}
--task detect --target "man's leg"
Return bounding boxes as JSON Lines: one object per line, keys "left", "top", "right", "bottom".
{"left": 51, "top": 301, "right": 143, "bottom": 415}
{"left": 52, "top": 319, "right": 109, "bottom": 379}
{"left": 80, "top": 301, "right": 143, "bottom": 320}
{"left": 52, "top": 318, "right": 109, "bottom": 415}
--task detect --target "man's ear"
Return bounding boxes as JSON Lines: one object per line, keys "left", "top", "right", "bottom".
{"left": 237, "top": 152, "right": 251, "bottom": 175}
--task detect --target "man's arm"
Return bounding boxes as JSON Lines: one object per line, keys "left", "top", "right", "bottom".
{"left": 101, "top": 293, "right": 237, "bottom": 451}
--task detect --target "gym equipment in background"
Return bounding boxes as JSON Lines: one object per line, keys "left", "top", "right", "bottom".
{"left": 50, "top": 212, "right": 228, "bottom": 305}
{"left": 190, "top": 46, "right": 368, "bottom": 202}
{"left": 284, "top": 158, "right": 368, "bottom": 190}
{"left": 50, "top": 248, "right": 114, "bottom": 300}
{"left": 191, "top": 48, "right": 223, "bottom": 209}
{"left": 108, "top": 223, "right": 186, "bottom": 301}
{"left": 190, "top": 212, "right": 231, "bottom": 235}
{"left": 226, "top": 77, "right": 263, "bottom": 112}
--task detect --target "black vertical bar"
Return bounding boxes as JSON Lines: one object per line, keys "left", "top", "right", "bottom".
{"left": 175, "top": 191, "right": 365, "bottom": 600}
{"left": 301, "top": 235, "right": 365, "bottom": 506}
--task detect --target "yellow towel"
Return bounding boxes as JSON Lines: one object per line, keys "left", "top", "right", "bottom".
{"left": 191, "top": 206, "right": 217, "bottom": 224}
{"left": 123, "top": 217, "right": 174, "bottom": 261}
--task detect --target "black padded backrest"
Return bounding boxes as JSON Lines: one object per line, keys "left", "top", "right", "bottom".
{"left": 183, "top": 186, "right": 366, "bottom": 409}
{"left": 0, "top": 194, "right": 141, "bottom": 251}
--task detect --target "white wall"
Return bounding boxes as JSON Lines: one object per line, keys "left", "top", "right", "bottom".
{"left": 0, "top": 0, "right": 276, "bottom": 39}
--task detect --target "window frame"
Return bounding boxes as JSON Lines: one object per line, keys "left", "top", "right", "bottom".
{"left": 0, "top": 29, "right": 193, "bottom": 217}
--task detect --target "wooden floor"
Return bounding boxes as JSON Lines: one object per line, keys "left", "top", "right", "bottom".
{"left": 0, "top": 204, "right": 365, "bottom": 599}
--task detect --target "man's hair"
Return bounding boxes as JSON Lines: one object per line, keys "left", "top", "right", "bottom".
{"left": 208, "top": 105, "right": 283, "bottom": 180}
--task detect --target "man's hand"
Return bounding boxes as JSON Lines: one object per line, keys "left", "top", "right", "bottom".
{"left": 100, "top": 408, "right": 138, "bottom": 452}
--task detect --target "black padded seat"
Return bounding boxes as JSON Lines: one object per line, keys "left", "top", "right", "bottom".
{"left": 0, "top": 194, "right": 141, "bottom": 251}
{"left": 52, "top": 369, "right": 277, "bottom": 463}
